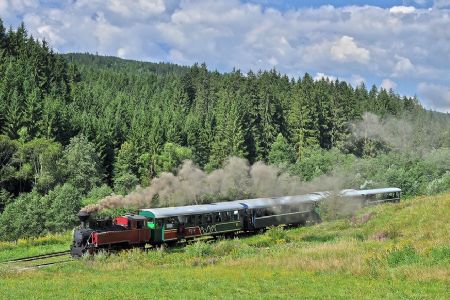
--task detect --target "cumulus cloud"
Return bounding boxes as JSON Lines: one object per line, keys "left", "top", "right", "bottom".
{"left": 418, "top": 83, "right": 450, "bottom": 112}
{"left": 381, "top": 78, "right": 397, "bottom": 90}
{"left": 314, "top": 72, "right": 337, "bottom": 82}
{"left": 350, "top": 74, "right": 365, "bottom": 87}
{"left": 433, "top": 0, "right": 450, "bottom": 8}
{"left": 107, "top": 0, "right": 166, "bottom": 17}
{"left": 1, "top": 0, "right": 449, "bottom": 111}
{"left": 0, "top": 0, "right": 7, "bottom": 11}
{"left": 314, "top": 72, "right": 365, "bottom": 88}
{"left": 330, "top": 35, "right": 370, "bottom": 64}
{"left": 393, "top": 55, "right": 415, "bottom": 75}
{"left": 389, "top": 6, "right": 416, "bottom": 14}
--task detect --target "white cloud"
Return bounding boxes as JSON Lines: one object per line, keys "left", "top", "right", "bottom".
{"left": 350, "top": 74, "right": 365, "bottom": 87}
{"left": 8, "top": 0, "right": 38, "bottom": 11}
{"left": 314, "top": 72, "right": 337, "bottom": 82}
{"left": 314, "top": 73, "right": 365, "bottom": 88}
{"left": 107, "top": 0, "right": 166, "bottom": 18}
{"left": 418, "top": 83, "right": 450, "bottom": 112}
{"left": 393, "top": 55, "right": 415, "bottom": 76}
{"left": 433, "top": 0, "right": 450, "bottom": 8}
{"left": 381, "top": 78, "right": 397, "bottom": 90}
{"left": 389, "top": 6, "right": 416, "bottom": 14}
{"left": 0, "top": 0, "right": 8, "bottom": 12}
{"left": 330, "top": 36, "right": 370, "bottom": 64}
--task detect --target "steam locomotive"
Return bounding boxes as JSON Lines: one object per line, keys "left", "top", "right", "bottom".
{"left": 70, "top": 188, "right": 401, "bottom": 258}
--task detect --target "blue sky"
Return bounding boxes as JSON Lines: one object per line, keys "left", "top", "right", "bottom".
{"left": 245, "top": 0, "right": 428, "bottom": 9}
{"left": 1, "top": 0, "right": 449, "bottom": 112}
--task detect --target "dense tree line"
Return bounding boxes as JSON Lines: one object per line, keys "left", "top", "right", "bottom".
{"left": 0, "top": 20, "right": 449, "bottom": 240}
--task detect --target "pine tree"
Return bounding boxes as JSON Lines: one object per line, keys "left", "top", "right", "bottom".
{"left": 207, "top": 88, "right": 246, "bottom": 170}
{"left": 23, "top": 88, "right": 43, "bottom": 137}
{"left": 289, "top": 73, "right": 320, "bottom": 158}
{"left": 0, "top": 18, "right": 6, "bottom": 50}
{"left": 3, "top": 90, "right": 24, "bottom": 139}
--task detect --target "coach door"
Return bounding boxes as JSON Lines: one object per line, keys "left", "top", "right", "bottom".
{"left": 136, "top": 219, "right": 144, "bottom": 242}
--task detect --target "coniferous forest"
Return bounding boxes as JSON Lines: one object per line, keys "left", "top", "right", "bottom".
{"left": 0, "top": 20, "right": 449, "bottom": 240}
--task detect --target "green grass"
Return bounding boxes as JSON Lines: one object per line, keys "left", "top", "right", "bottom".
{"left": 0, "top": 194, "right": 449, "bottom": 299}
{"left": 0, "top": 232, "right": 71, "bottom": 262}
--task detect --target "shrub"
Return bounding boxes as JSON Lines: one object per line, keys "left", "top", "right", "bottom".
{"left": 302, "top": 232, "right": 338, "bottom": 243}
{"left": 45, "top": 183, "right": 83, "bottom": 232}
{"left": 426, "top": 172, "right": 450, "bottom": 195}
{"left": 387, "top": 245, "right": 420, "bottom": 267}
{"left": 265, "top": 225, "right": 290, "bottom": 244}
{"left": 0, "top": 191, "right": 48, "bottom": 240}
{"left": 428, "top": 245, "right": 450, "bottom": 265}
{"left": 185, "top": 241, "right": 213, "bottom": 258}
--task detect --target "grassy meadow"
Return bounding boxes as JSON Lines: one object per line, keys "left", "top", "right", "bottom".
{"left": 0, "top": 193, "right": 449, "bottom": 299}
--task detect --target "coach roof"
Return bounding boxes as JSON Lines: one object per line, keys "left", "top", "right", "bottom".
{"left": 340, "top": 187, "right": 401, "bottom": 197}
{"left": 139, "top": 201, "right": 245, "bottom": 218}
{"left": 233, "top": 192, "right": 330, "bottom": 209}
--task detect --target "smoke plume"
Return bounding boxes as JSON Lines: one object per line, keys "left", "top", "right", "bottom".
{"left": 83, "top": 157, "right": 329, "bottom": 214}
{"left": 351, "top": 112, "right": 413, "bottom": 151}
{"left": 351, "top": 111, "right": 450, "bottom": 155}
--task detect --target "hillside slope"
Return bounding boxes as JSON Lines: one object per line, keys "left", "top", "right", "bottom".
{"left": 1, "top": 193, "right": 449, "bottom": 299}
{"left": 63, "top": 53, "right": 190, "bottom": 75}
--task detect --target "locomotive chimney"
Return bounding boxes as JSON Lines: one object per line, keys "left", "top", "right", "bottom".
{"left": 77, "top": 211, "right": 90, "bottom": 228}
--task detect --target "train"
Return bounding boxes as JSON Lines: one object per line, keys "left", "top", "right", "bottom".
{"left": 70, "top": 187, "right": 401, "bottom": 258}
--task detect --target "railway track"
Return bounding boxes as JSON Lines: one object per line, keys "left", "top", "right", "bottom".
{"left": 1, "top": 250, "right": 72, "bottom": 270}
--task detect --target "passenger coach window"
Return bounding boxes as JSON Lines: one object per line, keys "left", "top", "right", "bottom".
{"left": 215, "top": 214, "right": 221, "bottom": 222}
{"left": 206, "top": 214, "right": 212, "bottom": 224}
{"left": 222, "top": 211, "right": 231, "bottom": 221}
{"left": 233, "top": 210, "right": 239, "bottom": 221}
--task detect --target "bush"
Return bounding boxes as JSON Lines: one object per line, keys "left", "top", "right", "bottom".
{"left": 185, "top": 241, "right": 213, "bottom": 258}
{"left": 428, "top": 245, "right": 450, "bottom": 265}
{"left": 302, "top": 233, "right": 338, "bottom": 243}
{"left": 0, "top": 189, "right": 12, "bottom": 213}
{"left": 0, "top": 191, "right": 48, "bottom": 240}
{"left": 387, "top": 245, "right": 420, "bottom": 267}
{"left": 44, "top": 183, "right": 83, "bottom": 232}
{"left": 290, "top": 147, "right": 353, "bottom": 181}
{"left": 426, "top": 172, "right": 450, "bottom": 195}
{"left": 0, "top": 183, "right": 83, "bottom": 240}
{"left": 265, "top": 225, "right": 290, "bottom": 244}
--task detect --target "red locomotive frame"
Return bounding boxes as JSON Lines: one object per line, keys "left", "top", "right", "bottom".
{"left": 89, "top": 215, "right": 150, "bottom": 250}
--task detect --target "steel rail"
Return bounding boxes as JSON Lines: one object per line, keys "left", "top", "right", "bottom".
{"left": 15, "top": 259, "right": 72, "bottom": 271}
{"left": 0, "top": 250, "right": 70, "bottom": 264}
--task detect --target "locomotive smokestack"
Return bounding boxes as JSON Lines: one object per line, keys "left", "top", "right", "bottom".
{"left": 77, "top": 211, "right": 90, "bottom": 228}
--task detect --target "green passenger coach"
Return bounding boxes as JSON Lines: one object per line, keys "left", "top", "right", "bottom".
{"left": 139, "top": 202, "right": 245, "bottom": 245}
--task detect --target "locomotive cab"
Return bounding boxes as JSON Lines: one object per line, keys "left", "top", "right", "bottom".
{"left": 70, "top": 212, "right": 151, "bottom": 258}
{"left": 114, "top": 215, "right": 147, "bottom": 229}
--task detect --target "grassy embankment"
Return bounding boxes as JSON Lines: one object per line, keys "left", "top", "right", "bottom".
{"left": 0, "top": 194, "right": 449, "bottom": 299}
